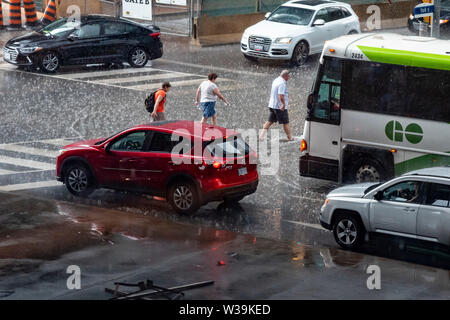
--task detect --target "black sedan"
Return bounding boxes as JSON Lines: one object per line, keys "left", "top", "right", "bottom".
{"left": 408, "top": 0, "right": 450, "bottom": 36}
{"left": 2, "top": 15, "right": 163, "bottom": 73}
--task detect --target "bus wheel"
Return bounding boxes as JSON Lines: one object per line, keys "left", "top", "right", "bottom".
{"left": 350, "top": 158, "right": 385, "bottom": 183}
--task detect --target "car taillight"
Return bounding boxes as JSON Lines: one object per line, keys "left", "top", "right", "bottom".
{"left": 300, "top": 139, "right": 307, "bottom": 152}
{"left": 212, "top": 161, "right": 224, "bottom": 169}
{"left": 202, "top": 160, "right": 225, "bottom": 169}
{"left": 149, "top": 32, "right": 160, "bottom": 38}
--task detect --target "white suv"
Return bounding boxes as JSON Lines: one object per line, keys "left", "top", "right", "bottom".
{"left": 320, "top": 167, "right": 450, "bottom": 250}
{"left": 241, "top": 0, "right": 360, "bottom": 65}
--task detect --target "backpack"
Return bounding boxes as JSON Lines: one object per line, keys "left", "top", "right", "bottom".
{"left": 145, "top": 90, "right": 165, "bottom": 113}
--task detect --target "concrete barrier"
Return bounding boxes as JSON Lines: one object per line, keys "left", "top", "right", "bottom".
{"left": 193, "top": 0, "right": 417, "bottom": 46}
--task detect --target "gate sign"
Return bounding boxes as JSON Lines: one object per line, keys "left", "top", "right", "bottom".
{"left": 122, "top": 0, "right": 152, "bottom": 21}
{"left": 413, "top": 3, "right": 435, "bottom": 18}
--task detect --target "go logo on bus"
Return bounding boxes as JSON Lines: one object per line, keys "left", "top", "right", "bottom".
{"left": 385, "top": 120, "right": 423, "bottom": 144}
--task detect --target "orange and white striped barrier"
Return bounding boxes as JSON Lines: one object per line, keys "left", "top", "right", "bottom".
{"left": 0, "top": 1, "right": 4, "bottom": 29}
{"left": 41, "top": 0, "right": 57, "bottom": 25}
{"left": 24, "top": 0, "right": 39, "bottom": 26}
{"left": 8, "top": 0, "right": 22, "bottom": 28}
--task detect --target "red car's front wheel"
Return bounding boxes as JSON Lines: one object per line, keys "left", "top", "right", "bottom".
{"left": 64, "top": 163, "right": 95, "bottom": 197}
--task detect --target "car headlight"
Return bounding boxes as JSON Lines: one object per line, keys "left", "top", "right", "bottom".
{"left": 440, "top": 19, "right": 449, "bottom": 24}
{"left": 58, "top": 149, "right": 67, "bottom": 156}
{"left": 323, "top": 199, "right": 330, "bottom": 207}
{"left": 275, "top": 37, "right": 292, "bottom": 44}
{"left": 19, "top": 47, "right": 42, "bottom": 54}
{"left": 242, "top": 31, "right": 249, "bottom": 40}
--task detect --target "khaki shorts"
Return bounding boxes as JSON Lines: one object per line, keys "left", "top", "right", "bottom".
{"left": 152, "top": 112, "right": 166, "bottom": 122}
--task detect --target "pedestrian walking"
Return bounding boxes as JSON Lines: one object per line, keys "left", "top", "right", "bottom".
{"left": 259, "top": 70, "right": 293, "bottom": 141}
{"left": 195, "top": 73, "right": 230, "bottom": 126}
{"left": 151, "top": 82, "right": 171, "bottom": 122}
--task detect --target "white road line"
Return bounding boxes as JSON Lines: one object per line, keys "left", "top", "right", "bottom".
{"left": 0, "top": 155, "right": 54, "bottom": 171}
{"left": 282, "top": 219, "right": 326, "bottom": 231}
{"left": 0, "top": 63, "right": 17, "bottom": 71}
{"left": 0, "top": 144, "right": 58, "bottom": 158}
{"left": 0, "top": 169, "right": 18, "bottom": 175}
{"left": 134, "top": 78, "right": 231, "bottom": 91}
{"left": 96, "top": 72, "right": 190, "bottom": 85}
{"left": 40, "top": 138, "right": 76, "bottom": 147}
{"left": 55, "top": 67, "right": 158, "bottom": 79}
{"left": 0, "top": 180, "right": 62, "bottom": 191}
{"left": 0, "top": 138, "right": 77, "bottom": 148}
{"left": 158, "top": 58, "right": 266, "bottom": 77}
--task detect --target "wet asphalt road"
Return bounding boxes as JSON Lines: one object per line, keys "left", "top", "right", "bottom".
{"left": 0, "top": 33, "right": 335, "bottom": 244}
{"left": 0, "top": 31, "right": 449, "bottom": 275}
{"left": 1, "top": 192, "right": 449, "bottom": 299}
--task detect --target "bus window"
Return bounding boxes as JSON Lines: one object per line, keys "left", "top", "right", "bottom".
{"left": 310, "top": 57, "right": 341, "bottom": 124}
{"left": 406, "top": 68, "right": 450, "bottom": 123}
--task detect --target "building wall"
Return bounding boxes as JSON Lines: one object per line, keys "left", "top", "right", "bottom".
{"left": 200, "top": 0, "right": 416, "bottom": 16}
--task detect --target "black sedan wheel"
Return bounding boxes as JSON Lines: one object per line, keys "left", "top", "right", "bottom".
{"left": 40, "top": 51, "right": 60, "bottom": 73}
{"left": 128, "top": 47, "right": 149, "bottom": 68}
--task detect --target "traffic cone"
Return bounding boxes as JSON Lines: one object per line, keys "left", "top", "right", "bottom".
{"left": 8, "top": 0, "right": 23, "bottom": 29}
{"left": 24, "top": 0, "right": 39, "bottom": 27}
{"left": 0, "top": 1, "right": 4, "bottom": 30}
{"left": 41, "top": 0, "right": 57, "bottom": 25}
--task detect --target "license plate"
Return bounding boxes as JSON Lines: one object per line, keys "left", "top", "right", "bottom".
{"left": 254, "top": 44, "right": 263, "bottom": 51}
{"left": 3, "top": 52, "right": 10, "bottom": 61}
{"left": 238, "top": 167, "right": 248, "bottom": 176}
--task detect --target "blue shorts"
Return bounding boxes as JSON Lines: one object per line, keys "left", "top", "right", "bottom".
{"left": 201, "top": 101, "right": 216, "bottom": 118}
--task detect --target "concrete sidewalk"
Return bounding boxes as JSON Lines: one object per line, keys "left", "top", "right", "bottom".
{"left": 0, "top": 191, "right": 448, "bottom": 300}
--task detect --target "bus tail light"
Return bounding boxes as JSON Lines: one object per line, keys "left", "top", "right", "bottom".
{"left": 300, "top": 139, "right": 307, "bottom": 152}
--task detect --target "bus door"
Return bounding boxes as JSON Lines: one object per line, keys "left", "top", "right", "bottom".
{"left": 307, "top": 57, "right": 342, "bottom": 181}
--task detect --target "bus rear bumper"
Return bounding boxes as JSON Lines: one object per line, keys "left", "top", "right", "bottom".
{"left": 299, "top": 154, "right": 339, "bottom": 182}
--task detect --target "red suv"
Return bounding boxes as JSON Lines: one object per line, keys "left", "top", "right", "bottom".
{"left": 56, "top": 120, "right": 258, "bottom": 214}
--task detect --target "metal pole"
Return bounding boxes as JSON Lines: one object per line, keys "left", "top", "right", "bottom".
{"left": 431, "top": 0, "right": 441, "bottom": 38}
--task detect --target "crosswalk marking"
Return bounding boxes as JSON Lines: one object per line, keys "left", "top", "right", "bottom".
{"left": 0, "top": 169, "right": 17, "bottom": 175}
{"left": 0, "top": 138, "right": 78, "bottom": 192}
{"left": 0, "top": 62, "right": 240, "bottom": 92}
{"left": 96, "top": 72, "right": 189, "bottom": 85}
{"left": 0, "top": 155, "right": 55, "bottom": 171}
{"left": 38, "top": 139, "right": 75, "bottom": 147}
{"left": 0, "top": 144, "right": 58, "bottom": 158}
{"left": 55, "top": 67, "right": 159, "bottom": 79}
{"left": 0, "top": 180, "right": 62, "bottom": 192}
{"left": 134, "top": 78, "right": 229, "bottom": 91}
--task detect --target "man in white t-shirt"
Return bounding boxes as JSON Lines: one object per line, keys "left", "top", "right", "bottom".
{"left": 195, "top": 73, "right": 230, "bottom": 126}
{"left": 259, "top": 70, "right": 293, "bottom": 140}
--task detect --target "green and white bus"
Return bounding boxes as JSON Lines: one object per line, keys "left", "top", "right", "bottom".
{"left": 299, "top": 33, "right": 450, "bottom": 183}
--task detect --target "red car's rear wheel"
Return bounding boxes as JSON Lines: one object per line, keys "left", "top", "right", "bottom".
{"left": 168, "top": 181, "right": 200, "bottom": 214}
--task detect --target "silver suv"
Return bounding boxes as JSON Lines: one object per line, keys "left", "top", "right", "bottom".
{"left": 320, "top": 167, "right": 450, "bottom": 250}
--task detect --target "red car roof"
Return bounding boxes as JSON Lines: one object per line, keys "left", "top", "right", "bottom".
{"left": 134, "top": 120, "right": 238, "bottom": 141}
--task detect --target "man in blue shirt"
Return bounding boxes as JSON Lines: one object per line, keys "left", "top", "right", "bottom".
{"left": 259, "top": 70, "right": 293, "bottom": 141}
